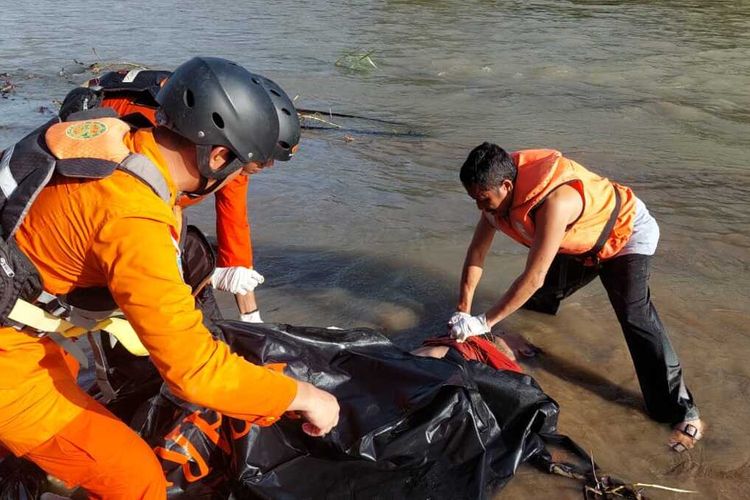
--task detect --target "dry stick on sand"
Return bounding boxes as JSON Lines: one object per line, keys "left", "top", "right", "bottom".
{"left": 624, "top": 483, "right": 696, "bottom": 494}
{"left": 549, "top": 452, "right": 697, "bottom": 499}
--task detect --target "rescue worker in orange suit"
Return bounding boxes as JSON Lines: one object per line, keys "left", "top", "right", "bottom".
{"left": 0, "top": 56, "right": 339, "bottom": 498}
{"left": 449, "top": 143, "right": 703, "bottom": 453}
{"left": 59, "top": 67, "right": 300, "bottom": 323}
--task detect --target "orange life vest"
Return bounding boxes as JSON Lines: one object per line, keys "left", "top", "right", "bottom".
{"left": 100, "top": 95, "right": 158, "bottom": 124}
{"left": 486, "top": 149, "right": 636, "bottom": 261}
{"left": 60, "top": 70, "right": 254, "bottom": 268}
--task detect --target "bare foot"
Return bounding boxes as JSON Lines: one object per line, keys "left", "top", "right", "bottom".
{"left": 496, "top": 333, "right": 541, "bottom": 360}
{"left": 668, "top": 419, "right": 705, "bottom": 452}
{"left": 493, "top": 337, "right": 517, "bottom": 361}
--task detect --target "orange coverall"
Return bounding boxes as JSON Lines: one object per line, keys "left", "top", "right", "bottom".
{"left": 102, "top": 96, "right": 253, "bottom": 268}
{"left": 0, "top": 127, "right": 296, "bottom": 498}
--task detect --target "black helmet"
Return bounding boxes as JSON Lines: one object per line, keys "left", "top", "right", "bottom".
{"left": 258, "top": 76, "right": 301, "bottom": 161}
{"left": 155, "top": 57, "right": 280, "bottom": 192}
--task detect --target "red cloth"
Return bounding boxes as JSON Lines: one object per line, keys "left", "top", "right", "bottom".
{"left": 422, "top": 336, "right": 523, "bottom": 373}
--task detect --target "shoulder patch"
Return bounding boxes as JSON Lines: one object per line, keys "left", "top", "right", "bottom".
{"left": 47, "top": 117, "right": 131, "bottom": 163}
{"left": 65, "top": 120, "right": 108, "bottom": 140}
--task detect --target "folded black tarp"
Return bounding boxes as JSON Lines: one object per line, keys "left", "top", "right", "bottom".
{"left": 133, "top": 322, "right": 561, "bottom": 499}
{"left": 0, "top": 454, "right": 46, "bottom": 500}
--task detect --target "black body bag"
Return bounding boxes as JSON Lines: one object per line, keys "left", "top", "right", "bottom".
{"left": 135, "top": 322, "right": 561, "bottom": 499}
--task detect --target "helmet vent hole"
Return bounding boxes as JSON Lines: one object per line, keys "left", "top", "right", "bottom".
{"left": 251, "top": 77, "right": 260, "bottom": 85}
{"left": 281, "top": 108, "right": 291, "bottom": 116}
{"left": 212, "top": 112, "right": 225, "bottom": 129}
{"left": 278, "top": 141, "right": 290, "bottom": 149}
{"left": 270, "top": 88, "right": 281, "bottom": 97}
{"left": 184, "top": 89, "right": 195, "bottom": 108}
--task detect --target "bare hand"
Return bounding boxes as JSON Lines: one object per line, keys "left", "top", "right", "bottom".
{"left": 288, "top": 381, "right": 340, "bottom": 437}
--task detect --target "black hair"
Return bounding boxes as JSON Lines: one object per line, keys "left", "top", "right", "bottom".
{"left": 459, "top": 142, "right": 517, "bottom": 189}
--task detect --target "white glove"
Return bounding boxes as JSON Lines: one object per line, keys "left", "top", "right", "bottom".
{"left": 210, "top": 267, "right": 265, "bottom": 295}
{"left": 240, "top": 310, "right": 263, "bottom": 323}
{"left": 449, "top": 314, "right": 490, "bottom": 343}
{"left": 448, "top": 311, "right": 471, "bottom": 326}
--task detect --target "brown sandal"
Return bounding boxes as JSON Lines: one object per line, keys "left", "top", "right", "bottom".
{"left": 669, "top": 421, "right": 703, "bottom": 452}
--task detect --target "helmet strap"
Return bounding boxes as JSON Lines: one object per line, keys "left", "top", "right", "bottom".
{"left": 186, "top": 145, "right": 244, "bottom": 197}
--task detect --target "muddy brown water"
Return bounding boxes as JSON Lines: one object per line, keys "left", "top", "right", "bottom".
{"left": 1, "top": 0, "right": 749, "bottom": 497}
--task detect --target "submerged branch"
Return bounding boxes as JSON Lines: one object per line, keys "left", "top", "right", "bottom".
{"left": 299, "top": 113, "right": 342, "bottom": 128}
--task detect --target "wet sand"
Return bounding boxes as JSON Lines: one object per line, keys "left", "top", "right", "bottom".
{"left": 499, "top": 289, "right": 750, "bottom": 499}
{"left": 213, "top": 241, "right": 750, "bottom": 500}
{"left": 2, "top": 0, "right": 749, "bottom": 497}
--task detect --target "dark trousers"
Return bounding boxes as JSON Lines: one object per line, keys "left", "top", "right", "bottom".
{"left": 523, "top": 253, "right": 699, "bottom": 424}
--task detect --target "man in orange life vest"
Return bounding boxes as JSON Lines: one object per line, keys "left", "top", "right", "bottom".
{"left": 449, "top": 143, "right": 703, "bottom": 452}
{"left": 59, "top": 68, "right": 301, "bottom": 323}
{"left": 0, "top": 56, "right": 338, "bottom": 498}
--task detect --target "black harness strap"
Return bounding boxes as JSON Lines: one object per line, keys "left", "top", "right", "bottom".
{"left": 581, "top": 186, "right": 622, "bottom": 266}
{"left": 88, "top": 332, "right": 118, "bottom": 403}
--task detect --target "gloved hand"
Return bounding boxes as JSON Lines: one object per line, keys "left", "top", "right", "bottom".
{"left": 449, "top": 313, "right": 490, "bottom": 343}
{"left": 448, "top": 311, "right": 472, "bottom": 326}
{"left": 240, "top": 310, "right": 263, "bottom": 323}
{"left": 210, "top": 267, "right": 264, "bottom": 295}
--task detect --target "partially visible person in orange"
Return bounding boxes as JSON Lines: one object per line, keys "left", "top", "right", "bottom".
{"left": 59, "top": 68, "right": 302, "bottom": 323}
{"left": 0, "top": 56, "right": 336, "bottom": 499}
{"left": 449, "top": 143, "right": 703, "bottom": 453}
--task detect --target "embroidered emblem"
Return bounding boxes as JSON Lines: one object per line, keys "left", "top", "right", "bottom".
{"left": 65, "top": 121, "right": 108, "bottom": 140}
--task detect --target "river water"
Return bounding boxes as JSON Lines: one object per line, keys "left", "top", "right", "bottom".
{"left": 1, "top": 0, "right": 749, "bottom": 497}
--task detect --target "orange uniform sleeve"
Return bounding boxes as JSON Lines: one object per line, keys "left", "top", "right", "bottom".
{"left": 214, "top": 175, "right": 252, "bottom": 268}
{"left": 91, "top": 215, "right": 296, "bottom": 421}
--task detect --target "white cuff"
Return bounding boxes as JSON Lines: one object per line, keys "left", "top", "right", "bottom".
{"left": 240, "top": 310, "right": 263, "bottom": 323}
